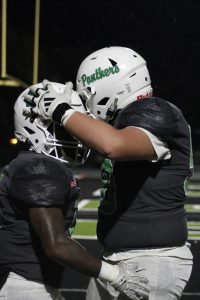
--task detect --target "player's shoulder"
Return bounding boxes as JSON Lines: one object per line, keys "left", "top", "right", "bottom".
{"left": 114, "top": 97, "right": 188, "bottom": 138}
{"left": 116, "top": 97, "right": 184, "bottom": 126}
{"left": 123, "top": 96, "right": 181, "bottom": 116}
{"left": 8, "top": 151, "right": 73, "bottom": 207}
{"left": 9, "top": 151, "right": 72, "bottom": 179}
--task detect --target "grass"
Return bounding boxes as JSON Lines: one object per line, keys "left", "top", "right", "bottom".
{"left": 82, "top": 200, "right": 99, "bottom": 209}
{"left": 73, "top": 220, "right": 97, "bottom": 236}
{"left": 185, "top": 204, "right": 200, "bottom": 213}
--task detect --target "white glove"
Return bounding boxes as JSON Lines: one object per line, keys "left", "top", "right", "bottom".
{"left": 24, "top": 80, "right": 75, "bottom": 125}
{"left": 99, "top": 261, "right": 149, "bottom": 300}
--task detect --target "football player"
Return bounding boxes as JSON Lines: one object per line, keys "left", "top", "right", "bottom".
{"left": 0, "top": 82, "right": 149, "bottom": 300}
{"left": 23, "top": 46, "right": 193, "bottom": 299}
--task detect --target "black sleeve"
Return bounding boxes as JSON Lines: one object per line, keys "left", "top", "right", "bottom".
{"left": 114, "top": 97, "right": 182, "bottom": 141}
{"left": 9, "top": 157, "right": 70, "bottom": 207}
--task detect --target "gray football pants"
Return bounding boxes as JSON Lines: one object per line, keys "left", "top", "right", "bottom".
{"left": 0, "top": 272, "right": 65, "bottom": 300}
{"left": 86, "top": 249, "right": 193, "bottom": 300}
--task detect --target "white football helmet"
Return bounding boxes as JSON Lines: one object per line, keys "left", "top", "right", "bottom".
{"left": 76, "top": 46, "right": 153, "bottom": 121}
{"left": 14, "top": 82, "right": 89, "bottom": 166}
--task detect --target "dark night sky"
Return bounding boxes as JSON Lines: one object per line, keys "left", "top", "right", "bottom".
{"left": 1, "top": 0, "right": 200, "bottom": 164}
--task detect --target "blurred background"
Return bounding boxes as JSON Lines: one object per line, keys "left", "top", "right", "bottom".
{"left": 0, "top": 1, "right": 200, "bottom": 298}
{"left": 0, "top": 0, "right": 200, "bottom": 167}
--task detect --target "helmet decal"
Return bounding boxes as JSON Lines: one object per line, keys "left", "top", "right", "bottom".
{"left": 80, "top": 64, "right": 120, "bottom": 87}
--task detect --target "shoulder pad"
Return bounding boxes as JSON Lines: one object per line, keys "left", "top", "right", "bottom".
{"left": 114, "top": 97, "right": 183, "bottom": 139}
{"left": 9, "top": 154, "right": 71, "bottom": 207}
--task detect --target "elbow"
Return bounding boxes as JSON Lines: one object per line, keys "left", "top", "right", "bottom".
{"left": 99, "top": 140, "right": 121, "bottom": 160}
{"left": 44, "top": 244, "right": 60, "bottom": 261}
{"left": 42, "top": 237, "right": 72, "bottom": 263}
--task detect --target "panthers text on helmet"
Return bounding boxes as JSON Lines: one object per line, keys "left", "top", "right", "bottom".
{"left": 81, "top": 65, "right": 120, "bottom": 87}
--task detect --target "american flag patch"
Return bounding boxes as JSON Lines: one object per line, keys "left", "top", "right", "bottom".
{"left": 70, "top": 177, "right": 77, "bottom": 188}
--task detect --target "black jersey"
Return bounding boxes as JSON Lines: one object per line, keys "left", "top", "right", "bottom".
{"left": 0, "top": 151, "right": 80, "bottom": 286}
{"left": 97, "top": 97, "right": 193, "bottom": 250}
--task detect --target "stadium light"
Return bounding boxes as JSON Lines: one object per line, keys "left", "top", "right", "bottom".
{"left": 9, "top": 137, "right": 18, "bottom": 145}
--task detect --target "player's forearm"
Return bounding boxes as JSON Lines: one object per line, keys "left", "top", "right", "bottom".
{"left": 30, "top": 207, "right": 105, "bottom": 278}
{"left": 49, "top": 237, "right": 123, "bottom": 285}
{"left": 29, "top": 207, "right": 150, "bottom": 298}
{"left": 65, "top": 112, "right": 156, "bottom": 160}
{"left": 52, "top": 238, "right": 150, "bottom": 299}
{"left": 48, "top": 236, "right": 101, "bottom": 277}
{"left": 65, "top": 111, "right": 122, "bottom": 158}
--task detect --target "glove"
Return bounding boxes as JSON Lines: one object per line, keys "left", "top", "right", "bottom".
{"left": 24, "top": 80, "right": 75, "bottom": 125}
{"left": 99, "top": 261, "right": 149, "bottom": 300}
{"left": 111, "top": 262, "right": 149, "bottom": 299}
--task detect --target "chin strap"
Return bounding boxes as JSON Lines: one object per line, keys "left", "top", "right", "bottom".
{"left": 105, "top": 98, "right": 118, "bottom": 123}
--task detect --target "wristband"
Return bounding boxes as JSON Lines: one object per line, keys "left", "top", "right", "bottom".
{"left": 61, "top": 109, "right": 76, "bottom": 126}
{"left": 98, "top": 261, "right": 119, "bottom": 282}
{"left": 52, "top": 103, "right": 72, "bottom": 124}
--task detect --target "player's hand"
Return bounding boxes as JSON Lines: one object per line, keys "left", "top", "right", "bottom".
{"left": 24, "top": 80, "right": 74, "bottom": 124}
{"left": 110, "top": 262, "right": 150, "bottom": 300}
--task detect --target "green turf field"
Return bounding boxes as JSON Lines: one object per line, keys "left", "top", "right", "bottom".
{"left": 73, "top": 220, "right": 97, "bottom": 237}
{"left": 80, "top": 199, "right": 99, "bottom": 210}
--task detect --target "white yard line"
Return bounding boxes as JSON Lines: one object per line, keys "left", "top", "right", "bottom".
{"left": 78, "top": 199, "right": 90, "bottom": 209}
{"left": 72, "top": 235, "right": 97, "bottom": 240}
